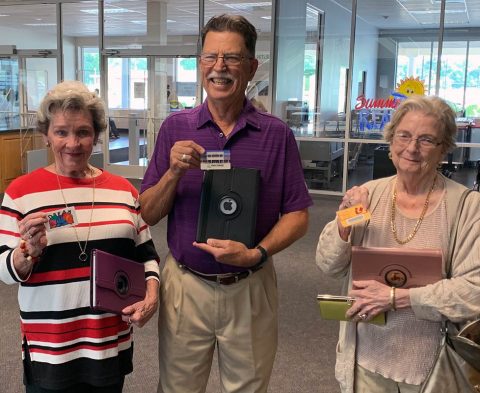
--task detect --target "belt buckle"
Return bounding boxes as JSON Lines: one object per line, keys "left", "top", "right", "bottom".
{"left": 216, "top": 272, "right": 238, "bottom": 285}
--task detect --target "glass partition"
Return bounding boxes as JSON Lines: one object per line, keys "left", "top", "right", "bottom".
{"left": 275, "top": 0, "right": 352, "bottom": 141}
{"left": 63, "top": 1, "right": 99, "bottom": 82}
{"left": 0, "top": 59, "right": 19, "bottom": 129}
{"left": 105, "top": 54, "right": 197, "bottom": 178}
{"left": 203, "top": 1, "right": 273, "bottom": 113}
{"left": 1, "top": 0, "right": 480, "bottom": 193}
{"left": 103, "top": 0, "right": 199, "bottom": 49}
{"left": 0, "top": 2, "right": 58, "bottom": 130}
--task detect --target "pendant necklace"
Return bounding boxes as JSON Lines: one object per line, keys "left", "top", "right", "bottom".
{"left": 390, "top": 174, "right": 437, "bottom": 245}
{"left": 55, "top": 167, "right": 96, "bottom": 262}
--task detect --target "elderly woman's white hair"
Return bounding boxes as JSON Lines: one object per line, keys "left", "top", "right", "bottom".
{"left": 384, "top": 94, "right": 457, "bottom": 154}
{"left": 36, "top": 80, "right": 107, "bottom": 140}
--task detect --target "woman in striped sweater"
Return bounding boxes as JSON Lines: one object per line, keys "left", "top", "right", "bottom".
{"left": 0, "top": 81, "right": 160, "bottom": 392}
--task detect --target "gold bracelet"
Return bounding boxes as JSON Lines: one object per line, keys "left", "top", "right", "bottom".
{"left": 390, "top": 286, "right": 396, "bottom": 311}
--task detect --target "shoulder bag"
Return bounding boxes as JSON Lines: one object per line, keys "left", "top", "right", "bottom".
{"left": 420, "top": 189, "right": 480, "bottom": 393}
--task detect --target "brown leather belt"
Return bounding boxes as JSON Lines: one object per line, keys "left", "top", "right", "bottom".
{"left": 179, "top": 263, "right": 264, "bottom": 285}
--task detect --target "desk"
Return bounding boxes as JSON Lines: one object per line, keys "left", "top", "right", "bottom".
{"left": 299, "top": 140, "right": 344, "bottom": 189}
{"left": 0, "top": 128, "right": 43, "bottom": 192}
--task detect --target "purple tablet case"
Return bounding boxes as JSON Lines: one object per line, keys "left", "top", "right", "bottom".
{"left": 90, "top": 249, "right": 146, "bottom": 314}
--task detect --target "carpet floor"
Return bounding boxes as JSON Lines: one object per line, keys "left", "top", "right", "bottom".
{"left": 0, "top": 195, "right": 343, "bottom": 393}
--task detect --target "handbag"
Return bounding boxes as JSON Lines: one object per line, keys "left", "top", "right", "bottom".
{"left": 420, "top": 327, "right": 480, "bottom": 393}
{"left": 421, "top": 189, "right": 480, "bottom": 393}
{"left": 451, "top": 319, "right": 480, "bottom": 372}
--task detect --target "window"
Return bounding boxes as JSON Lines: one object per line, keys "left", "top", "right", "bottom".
{"left": 107, "top": 57, "right": 147, "bottom": 110}
{"left": 176, "top": 57, "right": 197, "bottom": 109}
{"left": 81, "top": 47, "right": 100, "bottom": 92}
{"left": 396, "top": 39, "right": 480, "bottom": 116}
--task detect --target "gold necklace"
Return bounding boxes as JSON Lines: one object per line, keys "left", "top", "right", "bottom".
{"left": 390, "top": 175, "right": 437, "bottom": 245}
{"left": 55, "top": 167, "right": 95, "bottom": 262}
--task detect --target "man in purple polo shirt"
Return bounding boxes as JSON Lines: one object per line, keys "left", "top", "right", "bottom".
{"left": 140, "top": 14, "right": 313, "bottom": 393}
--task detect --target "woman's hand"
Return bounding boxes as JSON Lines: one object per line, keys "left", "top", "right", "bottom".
{"left": 337, "top": 186, "right": 370, "bottom": 241}
{"left": 14, "top": 212, "right": 48, "bottom": 278}
{"left": 121, "top": 279, "right": 159, "bottom": 328}
{"left": 346, "top": 280, "right": 399, "bottom": 322}
{"left": 18, "top": 212, "right": 48, "bottom": 257}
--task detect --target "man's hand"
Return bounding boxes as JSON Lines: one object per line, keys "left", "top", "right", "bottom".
{"left": 170, "top": 140, "right": 205, "bottom": 177}
{"left": 193, "top": 238, "right": 260, "bottom": 268}
{"left": 139, "top": 140, "right": 205, "bottom": 225}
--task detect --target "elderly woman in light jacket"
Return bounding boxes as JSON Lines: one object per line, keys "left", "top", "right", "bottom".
{"left": 316, "top": 95, "right": 480, "bottom": 393}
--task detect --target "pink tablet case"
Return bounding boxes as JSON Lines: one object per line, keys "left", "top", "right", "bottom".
{"left": 351, "top": 246, "right": 443, "bottom": 288}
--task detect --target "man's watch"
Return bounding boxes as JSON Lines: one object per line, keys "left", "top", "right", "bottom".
{"left": 256, "top": 245, "right": 268, "bottom": 264}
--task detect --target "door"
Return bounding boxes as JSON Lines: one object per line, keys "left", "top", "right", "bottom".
{"left": 104, "top": 55, "right": 198, "bottom": 179}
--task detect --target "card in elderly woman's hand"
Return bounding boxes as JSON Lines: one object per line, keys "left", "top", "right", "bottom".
{"left": 336, "top": 204, "right": 371, "bottom": 227}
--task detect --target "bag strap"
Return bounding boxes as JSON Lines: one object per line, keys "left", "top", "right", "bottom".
{"left": 445, "top": 189, "right": 472, "bottom": 279}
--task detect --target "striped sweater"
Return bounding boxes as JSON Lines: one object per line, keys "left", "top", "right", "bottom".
{"left": 0, "top": 168, "right": 160, "bottom": 389}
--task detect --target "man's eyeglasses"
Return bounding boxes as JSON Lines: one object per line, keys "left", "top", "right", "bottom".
{"left": 199, "top": 53, "right": 251, "bottom": 66}
{"left": 394, "top": 132, "right": 442, "bottom": 149}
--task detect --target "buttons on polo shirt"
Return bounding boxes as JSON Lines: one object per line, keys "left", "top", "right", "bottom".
{"left": 219, "top": 132, "right": 224, "bottom": 138}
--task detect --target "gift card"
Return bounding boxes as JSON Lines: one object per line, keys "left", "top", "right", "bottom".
{"left": 45, "top": 207, "right": 78, "bottom": 231}
{"left": 200, "top": 150, "right": 231, "bottom": 170}
{"left": 336, "top": 204, "right": 371, "bottom": 227}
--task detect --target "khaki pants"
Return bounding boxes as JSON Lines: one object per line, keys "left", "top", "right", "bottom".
{"left": 158, "top": 253, "right": 278, "bottom": 393}
{"left": 355, "top": 364, "right": 421, "bottom": 393}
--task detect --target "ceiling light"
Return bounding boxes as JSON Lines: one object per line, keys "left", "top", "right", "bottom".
{"left": 410, "top": 9, "right": 465, "bottom": 14}
{"left": 261, "top": 16, "right": 272, "bottom": 20}
{"left": 430, "top": 0, "right": 465, "bottom": 3}
{"left": 130, "top": 19, "right": 174, "bottom": 25}
{"left": 420, "top": 19, "right": 468, "bottom": 25}
{"left": 81, "top": 8, "right": 135, "bottom": 15}
{"left": 24, "top": 23, "right": 56, "bottom": 26}
{"left": 225, "top": 2, "right": 271, "bottom": 10}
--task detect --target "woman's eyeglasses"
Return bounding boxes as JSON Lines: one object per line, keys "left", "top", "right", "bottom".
{"left": 199, "top": 53, "right": 251, "bottom": 66}
{"left": 394, "top": 132, "right": 442, "bottom": 149}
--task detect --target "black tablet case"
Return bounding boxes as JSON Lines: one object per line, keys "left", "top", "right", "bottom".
{"left": 196, "top": 168, "right": 260, "bottom": 248}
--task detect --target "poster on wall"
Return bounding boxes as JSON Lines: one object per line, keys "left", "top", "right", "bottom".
{"left": 354, "top": 76, "right": 426, "bottom": 133}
